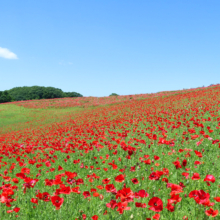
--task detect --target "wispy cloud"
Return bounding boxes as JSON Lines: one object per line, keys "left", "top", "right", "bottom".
{"left": 0, "top": 47, "right": 18, "bottom": 59}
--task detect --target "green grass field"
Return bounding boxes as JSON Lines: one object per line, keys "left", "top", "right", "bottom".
{"left": 0, "top": 104, "right": 83, "bottom": 134}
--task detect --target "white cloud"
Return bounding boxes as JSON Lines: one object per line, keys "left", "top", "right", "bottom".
{"left": 0, "top": 47, "right": 18, "bottom": 59}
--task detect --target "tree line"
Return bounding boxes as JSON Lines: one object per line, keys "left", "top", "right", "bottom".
{"left": 0, "top": 86, "right": 83, "bottom": 103}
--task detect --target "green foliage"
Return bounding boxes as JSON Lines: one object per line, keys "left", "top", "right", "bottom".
{"left": 0, "top": 91, "right": 13, "bottom": 103}
{"left": 0, "top": 86, "right": 83, "bottom": 103}
{"left": 64, "top": 92, "right": 83, "bottom": 97}
{"left": 109, "top": 93, "right": 119, "bottom": 96}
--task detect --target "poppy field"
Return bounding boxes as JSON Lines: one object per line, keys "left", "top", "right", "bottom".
{"left": 0, "top": 85, "right": 220, "bottom": 220}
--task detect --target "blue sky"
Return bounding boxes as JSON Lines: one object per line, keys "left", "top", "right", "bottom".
{"left": 0, "top": 1, "right": 219, "bottom": 97}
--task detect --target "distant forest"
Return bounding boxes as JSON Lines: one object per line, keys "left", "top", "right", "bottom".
{"left": 0, "top": 86, "right": 83, "bottom": 103}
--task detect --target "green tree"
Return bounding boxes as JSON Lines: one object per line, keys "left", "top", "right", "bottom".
{"left": 0, "top": 91, "right": 13, "bottom": 103}
{"left": 64, "top": 92, "right": 83, "bottom": 97}
{"left": 6, "top": 86, "right": 83, "bottom": 102}
{"left": 109, "top": 93, "right": 119, "bottom": 96}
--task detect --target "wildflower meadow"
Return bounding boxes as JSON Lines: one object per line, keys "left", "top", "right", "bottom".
{"left": 0, "top": 85, "right": 220, "bottom": 220}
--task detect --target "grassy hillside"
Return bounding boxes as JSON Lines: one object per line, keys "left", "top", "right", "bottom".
{"left": 0, "top": 85, "right": 219, "bottom": 220}
{"left": 0, "top": 104, "right": 82, "bottom": 134}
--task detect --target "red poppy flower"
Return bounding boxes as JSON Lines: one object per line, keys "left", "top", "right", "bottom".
{"left": 130, "top": 166, "right": 136, "bottom": 172}
{"left": 169, "top": 194, "right": 182, "bottom": 204}
{"left": 154, "top": 155, "right": 160, "bottom": 160}
{"left": 83, "top": 191, "right": 91, "bottom": 198}
{"left": 135, "top": 202, "right": 146, "bottom": 208}
{"left": 58, "top": 165, "right": 63, "bottom": 171}
{"left": 65, "top": 171, "right": 77, "bottom": 178}
{"left": 58, "top": 186, "right": 71, "bottom": 195}
{"left": 96, "top": 185, "right": 104, "bottom": 190}
{"left": 76, "top": 178, "right": 84, "bottom": 185}
{"left": 162, "top": 178, "right": 168, "bottom": 183}
{"left": 144, "top": 159, "right": 151, "bottom": 165}
{"left": 172, "top": 160, "right": 182, "bottom": 169}
{"left": 148, "top": 197, "right": 163, "bottom": 212}
{"left": 194, "top": 190, "right": 210, "bottom": 205}
{"left": 23, "top": 178, "right": 39, "bottom": 189}
{"left": 182, "top": 159, "right": 187, "bottom": 167}
{"left": 21, "top": 168, "right": 30, "bottom": 174}
{"left": 12, "top": 178, "right": 19, "bottom": 184}
{"left": 189, "top": 190, "right": 198, "bottom": 199}
{"left": 106, "top": 199, "right": 118, "bottom": 209}
{"left": 51, "top": 196, "right": 64, "bottom": 210}
{"left": 214, "top": 197, "right": 220, "bottom": 202}
{"left": 66, "top": 177, "right": 76, "bottom": 185}
{"left": 205, "top": 208, "right": 218, "bottom": 217}
{"left": 179, "top": 182, "right": 186, "bottom": 188}
{"left": 105, "top": 184, "right": 117, "bottom": 194}
{"left": 91, "top": 215, "right": 99, "bottom": 220}
{"left": 152, "top": 213, "right": 160, "bottom": 219}
{"left": 191, "top": 173, "right": 200, "bottom": 180}
{"left": 71, "top": 187, "right": 81, "bottom": 194}
{"left": 93, "top": 192, "right": 99, "bottom": 197}
{"left": 182, "top": 172, "right": 189, "bottom": 179}
{"left": 194, "top": 150, "right": 203, "bottom": 157}
{"left": 135, "top": 189, "right": 149, "bottom": 199}
{"left": 45, "top": 161, "right": 51, "bottom": 167}
{"left": 102, "top": 178, "right": 111, "bottom": 184}
{"left": 116, "top": 187, "right": 134, "bottom": 202}
{"left": 116, "top": 202, "right": 131, "bottom": 214}
{"left": 149, "top": 172, "right": 160, "bottom": 180}
{"left": 13, "top": 207, "right": 20, "bottom": 213}
{"left": 30, "top": 198, "right": 38, "bottom": 205}
{"left": 169, "top": 184, "right": 183, "bottom": 195}
{"left": 115, "top": 174, "right": 125, "bottom": 182}
{"left": 202, "top": 199, "right": 214, "bottom": 207}
{"left": 36, "top": 192, "right": 51, "bottom": 202}
{"left": 131, "top": 178, "right": 139, "bottom": 184}
{"left": 204, "top": 175, "right": 215, "bottom": 183}
{"left": 165, "top": 200, "right": 175, "bottom": 212}
{"left": 191, "top": 135, "right": 199, "bottom": 140}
